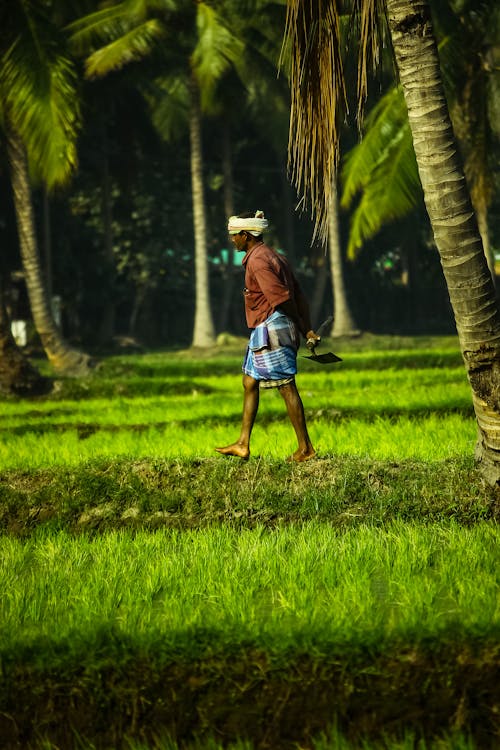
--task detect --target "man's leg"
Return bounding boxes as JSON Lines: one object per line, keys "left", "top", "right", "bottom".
{"left": 278, "top": 381, "right": 316, "bottom": 462}
{"left": 215, "top": 374, "right": 259, "bottom": 459}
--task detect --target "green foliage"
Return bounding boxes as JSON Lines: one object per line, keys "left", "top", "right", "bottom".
{"left": 341, "top": 86, "right": 422, "bottom": 258}
{"left": 85, "top": 18, "right": 166, "bottom": 78}
{"left": 192, "top": 2, "right": 244, "bottom": 111}
{"left": 149, "top": 74, "right": 189, "bottom": 141}
{"left": 0, "top": 0, "right": 81, "bottom": 186}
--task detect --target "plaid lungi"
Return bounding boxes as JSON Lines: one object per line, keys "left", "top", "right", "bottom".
{"left": 243, "top": 311, "right": 300, "bottom": 388}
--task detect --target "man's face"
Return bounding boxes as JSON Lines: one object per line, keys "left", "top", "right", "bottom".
{"left": 230, "top": 231, "right": 249, "bottom": 252}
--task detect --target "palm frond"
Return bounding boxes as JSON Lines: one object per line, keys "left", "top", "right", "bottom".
{"left": 341, "top": 85, "right": 408, "bottom": 208}
{"left": 346, "top": 120, "right": 421, "bottom": 258}
{"left": 147, "top": 74, "right": 189, "bottom": 141}
{"left": 351, "top": 0, "right": 387, "bottom": 123}
{"left": 67, "top": 1, "right": 147, "bottom": 56}
{"left": 192, "top": 2, "right": 244, "bottom": 111}
{"left": 283, "top": 0, "right": 347, "bottom": 244}
{"left": 84, "top": 19, "right": 165, "bottom": 78}
{"left": 1, "top": 14, "right": 80, "bottom": 187}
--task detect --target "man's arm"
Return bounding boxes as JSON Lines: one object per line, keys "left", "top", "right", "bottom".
{"left": 278, "top": 297, "right": 320, "bottom": 347}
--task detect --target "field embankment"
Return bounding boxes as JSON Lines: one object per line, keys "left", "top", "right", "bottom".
{"left": 0, "top": 456, "right": 497, "bottom": 535}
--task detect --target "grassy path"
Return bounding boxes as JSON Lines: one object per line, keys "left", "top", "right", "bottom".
{"left": 0, "top": 456, "right": 496, "bottom": 535}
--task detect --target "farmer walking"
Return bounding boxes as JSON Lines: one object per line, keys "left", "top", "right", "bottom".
{"left": 215, "top": 210, "right": 321, "bottom": 462}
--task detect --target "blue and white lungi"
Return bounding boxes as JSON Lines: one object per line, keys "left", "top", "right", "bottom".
{"left": 243, "top": 310, "right": 300, "bottom": 388}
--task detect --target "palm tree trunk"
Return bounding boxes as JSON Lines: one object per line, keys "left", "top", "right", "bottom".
{"left": 7, "top": 129, "right": 93, "bottom": 376}
{"left": 309, "top": 253, "right": 328, "bottom": 326}
{"left": 475, "top": 202, "right": 495, "bottom": 282}
{"left": 42, "top": 188, "right": 53, "bottom": 301}
{"left": 386, "top": 0, "right": 500, "bottom": 484}
{"left": 99, "top": 135, "right": 116, "bottom": 345}
{"left": 218, "top": 120, "right": 236, "bottom": 333}
{"left": 328, "top": 176, "right": 359, "bottom": 337}
{"left": 189, "top": 75, "right": 216, "bottom": 348}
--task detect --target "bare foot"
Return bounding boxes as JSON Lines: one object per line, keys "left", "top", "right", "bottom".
{"left": 215, "top": 443, "right": 250, "bottom": 460}
{"left": 287, "top": 448, "right": 316, "bottom": 463}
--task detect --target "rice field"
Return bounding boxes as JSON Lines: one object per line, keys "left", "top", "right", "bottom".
{"left": 0, "top": 343, "right": 475, "bottom": 470}
{"left": 0, "top": 337, "right": 498, "bottom": 749}
{"left": 1, "top": 522, "right": 497, "bottom": 658}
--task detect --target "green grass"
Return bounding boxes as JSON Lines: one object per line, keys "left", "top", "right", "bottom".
{"left": 0, "top": 341, "right": 475, "bottom": 470}
{"left": 38, "top": 729, "right": 480, "bottom": 749}
{"left": 0, "top": 411, "right": 476, "bottom": 470}
{"left": 0, "top": 336, "right": 498, "bottom": 749}
{"left": 1, "top": 522, "right": 498, "bottom": 660}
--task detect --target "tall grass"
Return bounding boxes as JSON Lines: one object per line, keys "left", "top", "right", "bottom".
{"left": 0, "top": 344, "right": 475, "bottom": 470}
{"left": 0, "top": 412, "right": 476, "bottom": 470}
{"left": 1, "top": 522, "right": 497, "bottom": 659}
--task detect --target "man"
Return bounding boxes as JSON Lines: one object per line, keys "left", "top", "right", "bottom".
{"left": 215, "top": 210, "right": 321, "bottom": 462}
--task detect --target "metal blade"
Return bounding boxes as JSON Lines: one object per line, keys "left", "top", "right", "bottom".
{"left": 303, "top": 351, "right": 342, "bottom": 364}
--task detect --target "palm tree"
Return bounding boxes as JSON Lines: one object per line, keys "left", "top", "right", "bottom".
{"left": 341, "top": 86, "right": 421, "bottom": 259}
{"left": 284, "top": 0, "right": 500, "bottom": 485}
{"left": 1, "top": 0, "right": 93, "bottom": 376}
{"left": 328, "top": 174, "right": 359, "bottom": 336}
{"left": 435, "top": 0, "right": 498, "bottom": 274}
{"left": 68, "top": 0, "right": 245, "bottom": 348}
{"left": 341, "top": 0, "right": 498, "bottom": 269}
{"left": 188, "top": 71, "right": 215, "bottom": 347}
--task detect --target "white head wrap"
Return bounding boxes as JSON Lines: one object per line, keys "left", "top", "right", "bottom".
{"left": 227, "top": 210, "right": 269, "bottom": 236}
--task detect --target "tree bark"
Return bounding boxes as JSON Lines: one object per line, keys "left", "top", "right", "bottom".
{"left": 189, "top": 74, "right": 216, "bottom": 348}
{"left": 386, "top": 0, "right": 500, "bottom": 485}
{"left": 475, "top": 202, "right": 495, "bottom": 283}
{"left": 218, "top": 120, "right": 236, "bottom": 333}
{"left": 309, "top": 253, "right": 328, "bottom": 328}
{"left": 328, "top": 176, "right": 359, "bottom": 337}
{"left": 98, "top": 133, "right": 116, "bottom": 345}
{"left": 7, "top": 129, "right": 94, "bottom": 376}
{"left": 42, "top": 188, "right": 53, "bottom": 301}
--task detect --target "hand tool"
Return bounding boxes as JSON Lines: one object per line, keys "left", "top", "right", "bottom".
{"left": 303, "top": 315, "right": 343, "bottom": 364}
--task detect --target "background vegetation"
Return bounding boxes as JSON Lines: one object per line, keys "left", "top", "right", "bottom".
{"left": 2, "top": 0, "right": 498, "bottom": 354}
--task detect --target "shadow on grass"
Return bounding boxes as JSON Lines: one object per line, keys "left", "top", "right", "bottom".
{"left": 97, "top": 349, "right": 465, "bottom": 379}
{"left": 0, "top": 403, "right": 475, "bottom": 438}
{"left": 1, "top": 637, "right": 499, "bottom": 749}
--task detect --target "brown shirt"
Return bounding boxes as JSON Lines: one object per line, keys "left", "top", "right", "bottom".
{"left": 242, "top": 242, "right": 304, "bottom": 329}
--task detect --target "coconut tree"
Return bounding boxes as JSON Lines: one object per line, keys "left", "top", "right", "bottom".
{"left": 0, "top": 0, "right": 93, "bottom": 375}
{"left": 284, "top": 0, "right": 500, "bottom": 485}
{"left": 68, "top": 0, "right": 246, "bottom": 348}
{"left": 328, "top": 174, "right": 359, "bottom": 336}
{"left": 341, "top": 0, "right": 499, "bottom": 273}
{"left": 341, "top": 85, "right": 421, "bottom": 259}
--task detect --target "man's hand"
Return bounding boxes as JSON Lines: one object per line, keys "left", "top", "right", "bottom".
{"left": 305, "top": 330, "right": 321, "bottom": 352}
